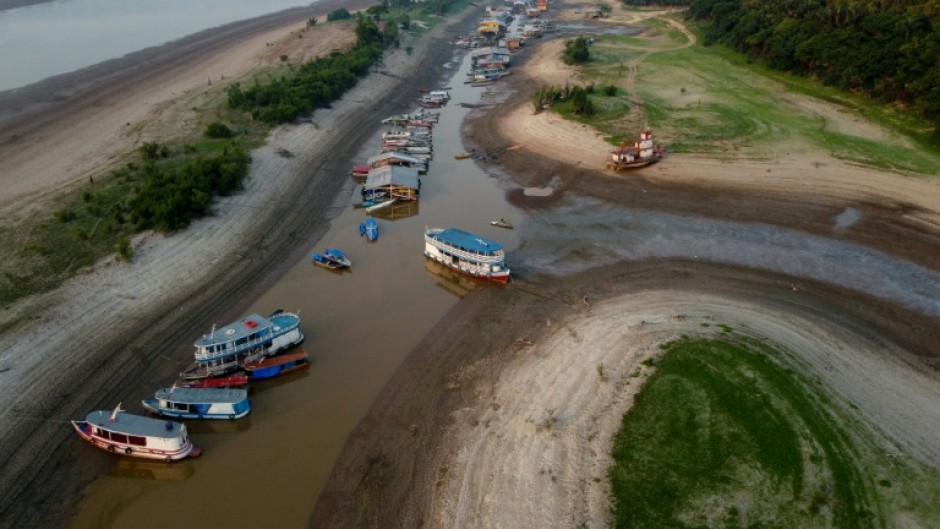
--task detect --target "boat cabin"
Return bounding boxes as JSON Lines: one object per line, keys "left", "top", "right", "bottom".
{"left": 72, "top": 407, "right": 195, "bottom": 461}
{"left": 364, "top": 166, "right": 421, "bottom": 202}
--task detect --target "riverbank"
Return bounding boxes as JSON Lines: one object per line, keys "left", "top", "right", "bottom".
{"left": 309, "top": 7, "right": 940, "bottom": 528}
{"left": 0, "top": 5, "right": 484, "bottom": 528}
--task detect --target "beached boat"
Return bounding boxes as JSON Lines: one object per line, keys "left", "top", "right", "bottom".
{"left": 606, "top": 128, "right": 665, "bottom": 170}
{"left": 244, "top": 351, "right": 310, "bottom": 380}
{"left": 490, "top": 218, "right": 514, "bottom": 229}
{"left": 312, "top": 248, "right": 352, "bottom": 270}
{"left": 424, "top": 227, "right": 511, "bottom": 283}
{"left": 350, "top": 165, "right": 370, "bottom": 180}
{"left": 365, "top": 198, "right": 398, "bottom": 213}
{"left": 180, "top": 374, "right": 248, "bottom": 389}
{"left": 181, "top": 311, "right": 304, "bottom": 380}
{"left": 360, "top": 217, "right": 379, "bottom": 241}
{"left": 142, "top": 387, "right": 250, "bottom": 420}
{"left": 454, "top": 151, "right": 473, "bottom": 160}
{"left": 72, "top": 404, "right": 200, "bottom": 462}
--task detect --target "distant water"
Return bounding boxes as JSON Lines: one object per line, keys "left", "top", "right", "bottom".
{"left": 0, "top": 0, "right": 317, "bottom": 92}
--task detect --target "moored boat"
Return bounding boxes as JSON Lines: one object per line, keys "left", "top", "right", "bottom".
{"left": 490, "top": 218, "right": 514, "bottom": 229}
{"left": 181, "top": 311, "right": 304, "bottom": 380}
{"left": 181, "top": 374, "right": 248, "bottom": 389}
{"left": 244, "top": 351, "right": 310, "bottom": 380}
{"left": 424, "top": 227, "right": 511, "bottom": 283}
{"left": 72, "top": 404, "right": 200, "bottom": 461}
{"left": 142, "top": 387, "right": 250, "bottom": 420}
{"left": 312, "top": 248, "right": 352, "bottom": 270}
{"left": 359, "top": 217, "right": 379, "bottom": 241}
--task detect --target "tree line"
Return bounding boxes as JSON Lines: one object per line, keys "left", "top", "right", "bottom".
{"left": 684, "top": 0, "right": 940, "bottom": 140}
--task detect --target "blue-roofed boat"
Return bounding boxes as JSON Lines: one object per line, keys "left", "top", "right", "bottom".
{"left": 424, "top": 227, "right": 511, "bottom": 283}
{"left": 142, "top": 387, "right": 250, "bottom": 420}
{"left": 244, "top": 351, "right": 310, "bottom": 380}
{"left": 312, "top": 248, "right": 352, "bottom": 270}
{"left": 359, "top": 216, "right": 379, "bottom": 241}
{"left": 180, "top": 310, "right": 304, "bottom": 380}
{"left": 72, "top": 404, "right": 200, "bottom": 461}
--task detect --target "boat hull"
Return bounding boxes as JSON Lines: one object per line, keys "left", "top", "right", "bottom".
{"left": 71, "top": 420, "right": 198, "bottom": 461}
{"left": 245, "top": 352, "right": 310, "bottom": 380}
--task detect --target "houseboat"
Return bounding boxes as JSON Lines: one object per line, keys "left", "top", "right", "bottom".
{"left": 244, "top": 351, "right": 310, "bottom": 380}
{"left": 424, "top": 227, "right": 511, "bottom": 283}
{"left": 72, "top": 404, "right": 200, "bottom": 462}
{"left": 181, "top": 311, "right": 304, "bottom": 380}
{"left": 142, "top": 387, "right": 250, "bottom": 420}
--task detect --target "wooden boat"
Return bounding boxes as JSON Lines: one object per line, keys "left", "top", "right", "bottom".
{"left": 359, "top": 216, "right": 379, "bottom": 241}
{"left": 606, "top": 128, "right": 665, "bottom": 170}
{"left": 244, "top": 351, "right": 310, "bottom": 380}
{"left": 365, "top": 199, "right": 397, "bottom": 213}
{"left": 181, "top": 310, "right": 304, "bottom": 380}
{"left": 181, "top": 374, "right": 248, "bottom": 389}
{"left": 142, "top": 387, "right": 250, "bottom": 420}
{"left": 312, "top": 248, "right": 352, "bottom": 269}
{"left": 454, "top": 152, "right": 473, "bottom": 160}
{"left": 72, "top": 404, "right": 201, "bottom": 462}
{"left": 350, "top": 165, "right": 370, "bottom": 180}
{"left": 490, "top": 218, "right": 514, "bottom": 229}
{"left": 424, "top": 227, "right": 511, "bottom": 283}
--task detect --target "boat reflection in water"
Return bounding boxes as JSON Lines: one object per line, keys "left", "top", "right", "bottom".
{"left": 186, "top": 415, "right": 254, "bottom": 436}
{"left": 370, "top": 200, "right": 419, "bottom": 221}
{"left": 110, "top": 458, "right": 195, "bottom": 482}
{"left": 424, "top": 260, "right": 480, "bottom": 298}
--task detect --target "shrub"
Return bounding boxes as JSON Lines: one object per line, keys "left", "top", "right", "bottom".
{"left": 116, "top": 238, "right": 133, "bottom": 261}
{"left": 204, "top": 122, "right": 234, "bottom": 139}
{"left": 327, "top": 8, "right": 352, "bottom": 21}
{"left": 307, "top": 17, "right": 317, "bottom": 27}
{"left": 603, "top": 85, "right": 618, "bottom": 96}
{"left": 563, "top": 36, "right": 591, "bottom": 65}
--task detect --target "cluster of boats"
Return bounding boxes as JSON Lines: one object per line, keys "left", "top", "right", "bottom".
{"left": 72, "top": 310, "right": 308, "bottom": 461}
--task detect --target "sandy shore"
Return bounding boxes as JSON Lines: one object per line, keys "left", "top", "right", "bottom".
{"left": 0, "top": 5, "right": 480, "bottom": 527}
{"left": 310, "top": 8, "right": 940, "bottom": 529}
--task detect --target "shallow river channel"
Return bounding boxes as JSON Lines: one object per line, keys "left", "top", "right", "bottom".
{"left": 69, "top": 51, "right": 519, "bottom": 529}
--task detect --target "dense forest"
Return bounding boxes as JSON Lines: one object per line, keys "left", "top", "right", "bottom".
{"left": 684, "top": 0, "right": 940, "bottom": 138}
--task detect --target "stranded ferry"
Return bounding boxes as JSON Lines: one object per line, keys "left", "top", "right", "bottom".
{"left": 424, "top": 227, "right": 510, "bottom": 283}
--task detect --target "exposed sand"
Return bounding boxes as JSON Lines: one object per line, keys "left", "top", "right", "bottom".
{"left": 310, "top": 9, "right": 940, "bottom": 529}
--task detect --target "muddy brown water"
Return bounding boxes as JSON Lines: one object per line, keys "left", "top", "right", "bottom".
{"left": 68, "top": 52, "right": 518, "bottom": 529}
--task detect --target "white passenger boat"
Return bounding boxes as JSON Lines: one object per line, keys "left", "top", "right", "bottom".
{"left": 181, "top": 311, "right": 304, "bottom": 380}
{"left": 72, "top": 404, "right": 200, "bottom": 461}
{"left": 424, "top": 227, "right": 511, "bottom": 283}
{"left": 142, "top": 387, "right": 250, "bottom": 420}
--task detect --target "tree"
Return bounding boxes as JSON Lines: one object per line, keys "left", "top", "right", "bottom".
{"left": 563, "top": 36, "right": 591, "bottom": 65}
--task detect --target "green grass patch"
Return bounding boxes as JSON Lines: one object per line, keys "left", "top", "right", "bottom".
{"left": 609, "top": 337, "right": 940, "bottom": 529}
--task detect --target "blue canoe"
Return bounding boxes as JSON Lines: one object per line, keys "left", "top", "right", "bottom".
{"left": 359, "top": 217, "right": 379, "bottom": 241}
{"left": 312, "top": 248, "right": 352, "bottom": 269}
{"left": 244, "top": 351, "right": 310, "bottom": 380}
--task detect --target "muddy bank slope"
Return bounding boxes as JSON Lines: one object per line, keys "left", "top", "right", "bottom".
{"left": 0, "top": 7, "right": 483, "bottom": 529}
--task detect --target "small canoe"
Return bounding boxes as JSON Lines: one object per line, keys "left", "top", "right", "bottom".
{"left": 359, "top": 217, "right": 379, "bottom": 241}
{"left": 365, "top": 199, "right": 397, "bottom": 213}
{"left": 244, "top": 351, "right": 310, "bottom": 380}
{"left": 490, "top": 219, "right": 514, "bottom": 229}
{"left": 312, "top": 248, "right": 352, "bottom": 270}
{"left": 181, "top": 374, "right": 248, "bottom": 389}
{"left": 454, "top": 152, "right": 472, "bottom": 160}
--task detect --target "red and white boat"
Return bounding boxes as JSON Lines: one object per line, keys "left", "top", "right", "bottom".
{"left": 72, "top": 404, "right": 201, "bottom": 462}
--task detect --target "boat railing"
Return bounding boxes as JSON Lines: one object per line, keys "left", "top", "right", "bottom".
{"left": 426, "top": 237, "right": 504, "bottom": 264}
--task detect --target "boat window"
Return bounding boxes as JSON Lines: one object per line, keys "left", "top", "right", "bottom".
{"left": 235, "top": 337, "right": 248, "bottom": 346}
{"left": 111, "top": 432, "right": 128, "bottom": 444}
{"left": 95, "top": 428, "right": 110, "bottom": 440}
{"left": 248, "top": 332, "right": 258, "bottom": 341}
{"left": 173, "top": 402, "right": 189, "bottom": 411}
{"left": 128, "top": 435, "right": 147, "bottom": 446}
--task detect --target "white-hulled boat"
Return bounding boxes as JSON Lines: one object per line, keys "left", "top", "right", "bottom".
{"left": 424, "top": 227, "right": 511, "bottom": 283}
{"left": 142, "top": 387, "right": 250, "bottom": 420}
{"left": 181, "top": 311, "right": 304, "bottom": 380}
{"left": 72, "top": 404, "right": 200, "bottom": 461}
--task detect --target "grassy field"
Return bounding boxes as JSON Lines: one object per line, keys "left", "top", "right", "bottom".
{"left": 609, "top": 336, "right": 940, "bottom": 529}
{"left": 556, "top": 14, "right": 940, "bottom": 174}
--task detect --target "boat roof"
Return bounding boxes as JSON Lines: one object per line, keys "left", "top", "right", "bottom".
{"left": 367, "top": 152, "right": 422, "bottom": 166}
{"left": 365, "top": 165, "right": 420, "bottom": 190}
{"left": 471, "top": 47, "right": 510, "bottom": 57}
{"left": 85, "top": 410, "right": 185, "bottom": 438}
{"left": 324, "top": 248, "right": 346, "bottom": 258}
{"left": 154, "top": 387, "right": 247, "bottom": 404}
{"left": 194, "top": 314, "right": 271, "bottom": 347}
{"left": 429, "top": 228, "right": 504, "bottom": 253}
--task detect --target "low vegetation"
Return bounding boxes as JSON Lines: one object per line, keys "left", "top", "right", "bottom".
{"left": 562, "top": 36, "right": 592, "bottom": 65}
{"left": 609, "top": 336, "right": 940, "bottom": 529}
